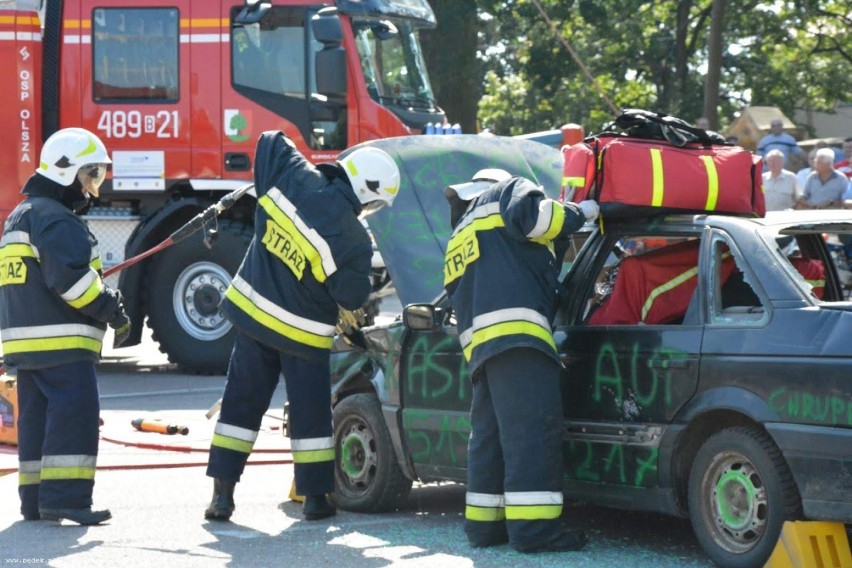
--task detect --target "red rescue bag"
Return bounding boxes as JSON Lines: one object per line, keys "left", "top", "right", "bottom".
{"left": 588, "top": 240, "right": 736, "bottom": 325}
{"left": 562, "top": 134, "right": 765, "bottom": 218}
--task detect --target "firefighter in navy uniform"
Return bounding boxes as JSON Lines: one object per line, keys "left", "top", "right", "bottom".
{"left": 205, "top": 132, "right": 400, "bottom": 521}
{"left": 443, "top": 169, "right": 599, "bottom": 552}
{"left": 0, "top": 128, "right": 129, "bottom": 526}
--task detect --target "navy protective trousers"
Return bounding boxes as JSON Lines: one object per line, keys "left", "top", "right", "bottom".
{"left": 17, "top": 361, "right": 100, "bottom": 516}
{"left": 207, "top": 331, "right": 334, "bottom": 496}
{"left": 464, "top": 348, "right": 565, "bottom": 551}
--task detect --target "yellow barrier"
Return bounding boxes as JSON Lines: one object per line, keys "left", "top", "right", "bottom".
{"left": 765, "top": 521, "right": 852, "bottom": 568}
{"left": 289, "top": 479, "right": 305, "bottom": 503}
{"left": 0, "top": 379, "right": 18, "bottom": 446}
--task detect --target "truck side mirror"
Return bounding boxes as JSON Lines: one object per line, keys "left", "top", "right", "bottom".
{"left": 312, "top": 8, "right": 347, "bottom": 100}
{"left": 403, "top": 304, "right": 439, "bottom": 331}
{"left": 315, "top": 49, "right": 347, "bottom": 100}
{"left": 312, "top": 7, "right": 343, "bottom": 44}
{"left": 235, "top": 1, "right": 271, "bottom": 25}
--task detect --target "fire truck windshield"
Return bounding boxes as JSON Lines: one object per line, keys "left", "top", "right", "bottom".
{"left": 353, "top": 19, "right": 437, "bottom": 112}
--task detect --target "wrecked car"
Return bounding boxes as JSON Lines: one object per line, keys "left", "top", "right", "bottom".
{"left": 326, "top": 134, "right": 852, "bottom": 567}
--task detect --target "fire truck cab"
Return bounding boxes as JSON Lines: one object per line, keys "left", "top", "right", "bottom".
{"left": 0, "top": 0, "right": 444, "bottom": 373}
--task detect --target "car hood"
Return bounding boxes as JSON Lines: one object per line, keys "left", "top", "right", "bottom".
{"left": 339, "top": 135, "right": 564, "bottom": 306}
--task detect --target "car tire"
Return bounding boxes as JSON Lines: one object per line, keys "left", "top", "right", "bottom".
{"left": 145, "top": 219, "right": 251, "bottom": 374}
{"left": 332, "top": 393, "right": 412, "bottom": 512}
{"left": 687, "top": 426, "right": 801, "bottom": 568}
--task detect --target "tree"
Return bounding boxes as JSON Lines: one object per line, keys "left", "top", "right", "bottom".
{"left": 420, "top": 1, "right": 479, "bottom": 133}
{"left": 472, "top": 0, "right": 850, "bottom": 135}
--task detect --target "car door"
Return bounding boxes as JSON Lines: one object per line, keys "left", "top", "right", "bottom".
{"left": 557, "top": 225, "right": 704, "bottom": 489}
{"left": 398, "top": 301, "right": 471, "bottom": 481}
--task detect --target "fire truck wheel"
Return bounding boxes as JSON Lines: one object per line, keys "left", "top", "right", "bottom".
{"left": 332, "top": 393, "right": 412, "bottom": 512}
{"left": 145, "top": 220, "right": 252, "bottom": 374}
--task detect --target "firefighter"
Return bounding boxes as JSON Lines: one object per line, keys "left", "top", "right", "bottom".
{"left": 0, "top": 128, "right": 129, "bottom": 525}
{"left": 205, "top": 132, "right": 400, "bottom": 521}
{"left": 443, "top": 169, "right": 599, "bottom": 552}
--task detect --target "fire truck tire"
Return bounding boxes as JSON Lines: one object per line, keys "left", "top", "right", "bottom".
{"left": 332, "top": 393, "right": 412, "bottom": 512}
{"left": 145, "top": 220, "right": 252, "bottom": 375}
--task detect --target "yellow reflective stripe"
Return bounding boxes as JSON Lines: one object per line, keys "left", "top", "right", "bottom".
{"left": 505, "top": 504, "right": 562, "bottom": 520}
{"left": 640, "top": 265, "right": 698, "bottom": 322}
{"left": 444, "top": 213, "right": 504, "bottom": 286}
{"left": 259, "top": 196, "right": 331, "bottom": 283}
{"left": 66, "top": 274, "right": 104, "bottom": 309}
{"left": 562, "top": 176, "right": 586, "bottom": 188}
{"left": 19, "top": 472, "right": 41, "bottom": 486}
{"left": 465, "top": 505, "right": 506, "bottom": 522}
{"left": 2, "top": 335, "right": 102, "bottom": 354}
{"left": 225, "top": 285, "right": 334, "bottom": 349}
{"left": 700, "top": 155, "right": 719, "bottom": 210}
{"left": 90, "top": 256, "right": 103, "bottom": 271}
{"left": 291, "top": 448, "right": 335, "bottom": 464}
{"left": 650, "top": 148, "right": 664, "bottom": 207}
{"left": 536, "top": 200, "right": 565, "bottom": 242}
{"left": 0, "top": 243, "right": 37, "bottom": 259}
{"left": 40, "top": 467, "right": 96, "bottom": 481}
{"left": 211, "top": 433, "right": 254, "bottom": 454}
{"left": 807, "top": 279, "right": 825, "bottom": 288}
{"left": 463, "top": 321, "right": 556, "bottom": 361}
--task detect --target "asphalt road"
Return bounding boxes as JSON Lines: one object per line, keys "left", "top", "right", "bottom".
{"left": 0, "top": 328, "right": 714, "bottom": 568}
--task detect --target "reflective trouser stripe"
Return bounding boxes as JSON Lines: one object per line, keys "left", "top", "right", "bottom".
{"left": 18, "top": 460, "right": 41, "bottom": 486}
{"left": 211, "top": 422, "right": 257, "bottom": 454}
{"left": 291, "top": 436, "right": 334, "bottom": 464}
{"left": 226, "top": 276, "right": 335, "bottom": 349}
{"left": 41, "top": 455, "right": 96, "bottom": 481}
{"left": 465, "top": 492, "right": 506, "bottom": 521}
{"left": 504, "top": 491, "right": 563, "bottom": 520}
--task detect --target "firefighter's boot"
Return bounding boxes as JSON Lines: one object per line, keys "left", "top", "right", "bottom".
{"left": 39, "top": 507, "right": 112, "bottom": 526}
{"left": 303, "top": 494, "right": 336, "bottom": 521}
{"left": 204, "top": 478, "right": 236, "bottom": 521}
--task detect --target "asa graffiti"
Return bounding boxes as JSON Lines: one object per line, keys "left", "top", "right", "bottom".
{"left": 769, "top": 387, "right": 852, "bottom": 426}
{"left": 405, "top": 334, "right": 470, "bottom": 411}
{"left": 565, "top": 440, "right": 659, "bottom": 488}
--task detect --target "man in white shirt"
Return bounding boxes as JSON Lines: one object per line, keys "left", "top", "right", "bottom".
{"left": 762, "top": 149, "right": 800, "bottom": 211}
{"left": 797, "top": 148, "right": 847, "bottom": 209}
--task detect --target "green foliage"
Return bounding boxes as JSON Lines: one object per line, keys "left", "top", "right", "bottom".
{"left": 474, "top": 0, "right": 851, "bottom": 135}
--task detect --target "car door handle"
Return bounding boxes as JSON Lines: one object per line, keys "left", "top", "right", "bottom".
{"left": 648, "top": 358, "right": 690, "bottom": 370}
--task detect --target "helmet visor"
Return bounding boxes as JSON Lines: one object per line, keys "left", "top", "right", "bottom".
{"left": 77, "top": 163, "right": 109, "bottom": 198}
{"left": 358, "top": 200, "right": 387, "bottom": 219}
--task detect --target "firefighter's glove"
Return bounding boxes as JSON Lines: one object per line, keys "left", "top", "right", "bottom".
{"left": 109, "top": 307, "right": 131, "bottom": 348}
{"left": 336, "top": 307, "right": 367, "bottom": 337}
{"left": 577, "top": 200, "right": 600, "bottom": 222}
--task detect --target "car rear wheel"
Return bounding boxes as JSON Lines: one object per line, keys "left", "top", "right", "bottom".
{"left": 687, "top": 426, "right": 801, "bottom": 568}
{"left": 332, "top": 393, "right": 412, "bottom": 512}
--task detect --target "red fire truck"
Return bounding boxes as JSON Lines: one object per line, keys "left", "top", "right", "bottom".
{"left": 0, "top": 0, "right": 444, "bottom": 373}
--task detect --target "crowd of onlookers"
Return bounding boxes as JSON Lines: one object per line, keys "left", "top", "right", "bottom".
{"left": 756, "top": 119, "right": 852, "bottom": 211}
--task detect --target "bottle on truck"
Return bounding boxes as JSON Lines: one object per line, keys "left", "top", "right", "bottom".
{"left": 0, "top": 0, "right": 445, "bottom": 373}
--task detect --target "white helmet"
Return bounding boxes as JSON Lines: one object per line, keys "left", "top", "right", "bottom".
{"left": 444, "top": 168, "right": 511, "bottom": 202}
{"left": 38, "top": 128, "right": 111, "bottom": 197}
{"left": 338, "top": 147, "right": 400, "bottom": 217}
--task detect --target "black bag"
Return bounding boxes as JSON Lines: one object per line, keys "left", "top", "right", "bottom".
{"left": 604, "top": 109, "right": 728, "bottom": 147}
